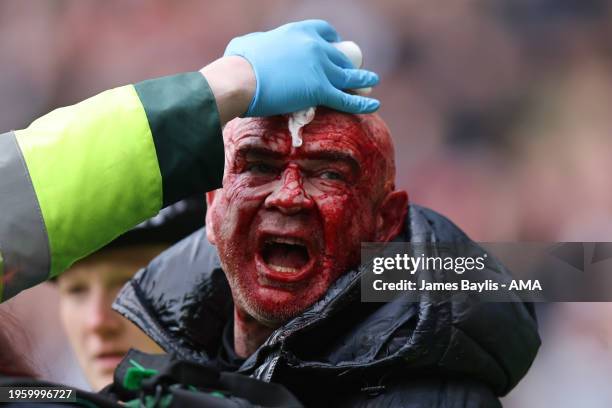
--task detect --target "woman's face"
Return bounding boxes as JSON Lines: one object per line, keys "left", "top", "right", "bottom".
{"left": 58, "top": 245, "right": 166, "bottom": 390}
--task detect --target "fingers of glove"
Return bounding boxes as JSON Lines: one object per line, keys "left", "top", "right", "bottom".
{"left": 300, "top": 19, "right": 342, "bottom": 42}
{"left": 325, "top": 87, "right": 381, "bottom": 114}
{"left": 339, "top": 68, "right": 380, "bottom": 90}
{"left": 320, "top": 41, "right": 355, "bottom": 69}
{"left": 324, "top": 62, "right": 380, "bottom": 90}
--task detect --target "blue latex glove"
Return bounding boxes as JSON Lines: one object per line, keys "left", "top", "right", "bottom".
{"left": 224, "top": 19, "right": 380, "bottom": 117}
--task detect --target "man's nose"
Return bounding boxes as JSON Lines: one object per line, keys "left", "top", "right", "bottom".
{"left": 265, "top": 165, "right": 314, "bottom": 215}
{"left": 85, "top": 291, "right": 122, "bottom": 336}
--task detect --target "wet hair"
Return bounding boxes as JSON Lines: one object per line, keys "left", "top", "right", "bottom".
{"left": 0, "top": 310, "right": 36, "bottom": 377}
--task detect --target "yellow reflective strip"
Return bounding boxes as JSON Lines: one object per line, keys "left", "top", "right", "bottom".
{"left": 15, "top": 85, "right": 163, "bottom": 277}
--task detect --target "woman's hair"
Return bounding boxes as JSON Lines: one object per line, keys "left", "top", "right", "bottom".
{"left": 0, "top": 309, "right": 35, "bottom": 377}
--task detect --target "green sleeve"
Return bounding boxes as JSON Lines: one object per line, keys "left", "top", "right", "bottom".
{"left": 0, "top": 72, "right": 223, "bottom": 301}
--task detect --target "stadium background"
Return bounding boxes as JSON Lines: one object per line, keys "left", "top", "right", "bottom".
{"left": 1, "top": 1, "right": 612, "bottom": 405}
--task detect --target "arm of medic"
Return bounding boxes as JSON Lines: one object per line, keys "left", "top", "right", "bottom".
{"left": 0, "top": 20, "right": 380, "bottom": 301}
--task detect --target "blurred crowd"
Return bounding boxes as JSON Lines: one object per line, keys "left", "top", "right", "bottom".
{"left": 1, "top": 0, "right": 612, "bottom": 406}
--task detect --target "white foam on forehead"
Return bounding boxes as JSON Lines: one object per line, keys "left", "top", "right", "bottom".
{"left": 288, "top": 107, "right": 316, "bottom": 148}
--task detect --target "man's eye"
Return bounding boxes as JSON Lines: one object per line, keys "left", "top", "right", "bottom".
{"left": 319, "top": 171, "right": 345, "bottom": 181}
{"left": 246, "top": 163, "right": 278, "bottom": 175}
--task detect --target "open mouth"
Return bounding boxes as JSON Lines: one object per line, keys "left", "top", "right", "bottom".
{"left": 256, "top": 235, "right": 315, "bottom": 283}
{"left": 262, "top": 237, "right": 310, "bottom": 272}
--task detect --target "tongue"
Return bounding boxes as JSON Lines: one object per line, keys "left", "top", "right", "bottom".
{"left": 265, "top": 244, "right": 309, "bottom": 270}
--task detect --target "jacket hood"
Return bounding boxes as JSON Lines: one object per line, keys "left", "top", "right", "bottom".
{"left": 113, "top": 204, "right": 540, "bottom": 397}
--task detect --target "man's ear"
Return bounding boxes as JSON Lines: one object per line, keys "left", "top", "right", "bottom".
{"left": 375, "top": 190, "right": 409, "bottom": 242}
{"left": 205, "top": 190, "right": 218, "bottom": 245}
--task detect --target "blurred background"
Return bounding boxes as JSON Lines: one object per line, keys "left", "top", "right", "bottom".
{"left": 1, "top": 0, "right": 612, "bottom": 405}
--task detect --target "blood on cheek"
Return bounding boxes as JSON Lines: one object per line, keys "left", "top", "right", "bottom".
{"left": 318, "top": 194, "right": 365, "bottom": 274}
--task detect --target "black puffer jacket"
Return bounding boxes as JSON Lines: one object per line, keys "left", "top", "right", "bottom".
{"left": 113, "top": 205, "right": 540, "bottom": 407}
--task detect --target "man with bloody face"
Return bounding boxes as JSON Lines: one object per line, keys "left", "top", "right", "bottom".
{"left": 205, "top": 109, "right": 408, "bottom": 356}
{"left": 113, "top": 108, "right": 539, "bottom": 407}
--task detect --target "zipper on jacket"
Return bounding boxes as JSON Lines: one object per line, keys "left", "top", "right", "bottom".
{"left": 264, "top": 354, "right": 280, "bottom": 382}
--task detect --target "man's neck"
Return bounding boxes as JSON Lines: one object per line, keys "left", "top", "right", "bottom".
{"left": 233, "top": 307, "right": 275, "bottom": 358}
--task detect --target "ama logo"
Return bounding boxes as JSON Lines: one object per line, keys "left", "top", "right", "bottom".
{"left": 509, "top": 280, "right": 541, "bottom": 290}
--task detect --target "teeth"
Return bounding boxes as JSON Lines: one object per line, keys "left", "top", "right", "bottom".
{"left": 266, "top": 236, "right": 305, "bottom": 246}
{"left": 268, "top": 264, "right": 299, "bottom": 273}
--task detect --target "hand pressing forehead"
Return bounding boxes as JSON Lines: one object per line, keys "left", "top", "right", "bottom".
{"left": 206, "top": 108, "right": 407, "bottom": 327}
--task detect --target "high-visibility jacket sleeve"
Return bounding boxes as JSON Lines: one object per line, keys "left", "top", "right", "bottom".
{"left": 0, "top": 72, "right": 224, "bottom": 301}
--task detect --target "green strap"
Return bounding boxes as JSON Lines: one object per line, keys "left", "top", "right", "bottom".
{"left": 124, "top": 394, "right": 173, "bottom": 408}
{"left": 123, "top": 359, "right": 159, "bottom": 390}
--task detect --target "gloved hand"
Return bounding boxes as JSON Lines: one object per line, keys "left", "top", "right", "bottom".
{"left": 224, "top": 19, "right": 380, "bottom": 117}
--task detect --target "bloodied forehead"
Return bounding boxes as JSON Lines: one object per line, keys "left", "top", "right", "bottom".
{"left": 224, "top": 109, "right": 395, "bottom": 171}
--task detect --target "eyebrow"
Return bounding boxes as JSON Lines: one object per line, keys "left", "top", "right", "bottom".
{"left": 236, "top": 143, "right": 360, "bottom": 172}
{"left": 300, "top": 150, "right": 360, "bottom": 172}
